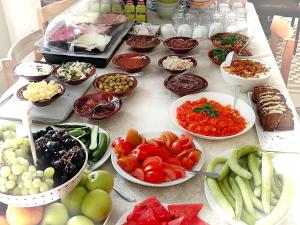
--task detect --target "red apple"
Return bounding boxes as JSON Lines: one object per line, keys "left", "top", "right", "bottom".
{"left": 6, "top": 206, "right": 44, "bottom": 225}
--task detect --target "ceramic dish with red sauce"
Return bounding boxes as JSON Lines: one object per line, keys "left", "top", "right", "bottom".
{"left": 158, "top": 55, "right": 197, "bottom": 74}
{"left": 164, "top": 73, "right": 208, "bottom": 97}
{"left": 164, "top": 37, "right": 199, "bottom": 54}
{"left": 74, "top": 92, "right": 122, "bottom": 120}
{"left": 208, "top": 47, "right": 252, "bottom": 65}
{"left": 93, "top": 73, "right": 138, "bottom": 97}
{"left": 126, "top": 35, "right": 160, "bottom": 52}
{"left": 112, "top": 53, "right": 151, "bottom": 73}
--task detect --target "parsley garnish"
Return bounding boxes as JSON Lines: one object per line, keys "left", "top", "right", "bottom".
{"left": 192, "top": 103, "right": 220, "bottom": 117}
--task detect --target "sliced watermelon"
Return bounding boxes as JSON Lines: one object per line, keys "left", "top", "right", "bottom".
{"left": 168, "top": 216, "right": 185, "bottom": 225}
{"left": 189, "top": 217, "right": 209, "bottom": 225}
{"left": 153, "top": 205, "right": 172, "bottom": 222}
{"left": 168, "top": 204, "right": 203, "bottom": 223}
{"left": 138, "top": 196, "right": 161, "bottom": 208}
{"left": 136, "top": 208, "right": 161, "bottom": 225}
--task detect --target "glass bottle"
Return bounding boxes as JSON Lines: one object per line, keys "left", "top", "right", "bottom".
{"left": 136, "top": 0, "right": 147, "bottom": 22}
{"left": 125, "top": 0, "right": 136, "bottom": 21}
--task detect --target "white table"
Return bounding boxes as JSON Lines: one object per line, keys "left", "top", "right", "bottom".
{"left": 1, "top": 3, "right": 300, "bottom": 225}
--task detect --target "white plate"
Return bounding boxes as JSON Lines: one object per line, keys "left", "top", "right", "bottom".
{"left": 204, "top": 149, "right": 291, "bottom": 225}
{"left": 88, "top": 127, "right": 111, "bottom": 171}
{"left": 111, "top": 130, "right": 205, "bottom": 187}
{"left": 169, "top": 92, "right": 255, "bottom": 140}
{"left": 115, "top": 203, "right": 207, "bottom": 225}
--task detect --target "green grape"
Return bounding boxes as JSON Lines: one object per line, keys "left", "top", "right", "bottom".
{"left": 1, "top": 166, "right": 11, "bottom": 177}
{"left": 17, "top": 157, "right": 29, "bottom": 168}
{"left": 22, "top": 172, "right": 33, "bottom": 181}
{"left": 36, "top": 170, "right": 43, "bottom": 177}
{"left": 32, "top": 179, "right": 42, "bottom": 188}
{"left": 3, "top": 131, "right": 16, "bottom": 139}
{"left": 0, "top": 186, "right": 8, "bottom": 193}
{"left": 24, "top": 180, "right": 32, "bottom": 189}
{"left": 0, "top": 131, "right": 3, "bottom": 140}
{"left": 39, "top": 183, "right": 49, "bottom": 192}
{"left": 8, "top": 174, "right": 17, "bottom": 181}
{"left": 0, "top": 177, "right": 7, "bottom": 185}
{"left": 13, "top": 187, "right": 21, "bottom": 195}
{"left": 18, "top": 182, "right": 24, "bottom": 189}
{"left": 28, "top": 166, "right": 36, "bottom": 173}
{"left": 44, "top": 167, "right": 55, "bottom": 178}
{"left": 6, "top": 180, "right": 15, "bottom": 189}
{"left": 2, "top": 123, "right": 16, "bottom": 131}
{"left": 15, "top": 137, "right": 24, "bottom": 145}
{"left": 45, "top": 178, "right": 54, "bottom": 187}
{"left": 15, "top": 149, "right": 28, "bottom": 158}
{"left": 22, "top": 138, "right": 30, "bottom": 147}
{"left": 9, "top": 157, "right": 18, "bottom": 165}
{"left": 12, "top": 164, "right": 24, "bottom": 175}
{"left": 21, "top": 188, "right": 29, "bottom": 196}
{"left": 29, "top": 187, "right": 39, "bottom": 195}
{"left": 4, "top": 151, "right": 16, "bottom": 160}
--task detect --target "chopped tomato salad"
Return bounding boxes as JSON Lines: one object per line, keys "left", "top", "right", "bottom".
{"left": 176, "top": 98, "right": 246, "bottom": 137}
{"left": 112, "top": 130, "right": 202, "bottom": 184}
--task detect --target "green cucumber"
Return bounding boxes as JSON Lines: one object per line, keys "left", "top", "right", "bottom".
{"left": 91, "top": 133, "right": 108, "bottom": 162}
{"left": 229, "top": 177, "right": 243, "bottom": 220}
{"left": 261, "top": 153, "right": 273, "bottom": 214}
{"left": 248, "top": 154, "right": 262, "bottom": 187}
{"left": 68, "top": 128, "right": 85, "bottom": 137}
{"left": 235, "top": 176, "right": 255, "bottom": 216}
{"left": 89, "top": 125, "right": 99, "bottom": 151}
{"left": 53, "top": 123, "right": 89, "bottom": 128}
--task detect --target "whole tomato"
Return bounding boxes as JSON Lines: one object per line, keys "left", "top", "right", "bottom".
{"left": 160, "top": 131, "right": 178, "bottom": 150}
{"left": 117, "top": 155, "right": 138, "bottom": 173}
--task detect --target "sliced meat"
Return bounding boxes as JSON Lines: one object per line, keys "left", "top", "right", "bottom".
{"left": 277, "top": 110, "right": 294, "bottom": 130}
{"left": 50, "top": 25, "right": 82, "bottom": 42}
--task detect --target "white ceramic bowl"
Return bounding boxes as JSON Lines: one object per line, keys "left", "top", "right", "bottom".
{"left": 157, "top": 2, "right": 178, "bottom": 19}
{"left": 220, "top": 60, "right": 272, "bottom": 92}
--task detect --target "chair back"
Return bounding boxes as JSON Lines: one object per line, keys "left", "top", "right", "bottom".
{"left": 37, "top": 0, "right": 76, "bottom": 33}
{"left": 1, "top": 29, "right": 43, "bottom": 87}
{"left": 270, "top": 16, "right": 295, "bottom": 85}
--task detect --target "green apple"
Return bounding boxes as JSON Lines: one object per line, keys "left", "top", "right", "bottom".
{"left": 78, "top": 173, "right": 88, "bottom": 187}
{"left": 81, "top": 189, "right": 112, "bottom": 222}
{"left": 67, "top": 216, "right": 94, "bottom": 225}
{"left": 85, "top": 170, "right": 114, "bottom": 193}
{"left": 61, "top": 186, "right": 88, "bottom": 215}
{"left": 41, "top": 203, "right": 69, "bottom": 225}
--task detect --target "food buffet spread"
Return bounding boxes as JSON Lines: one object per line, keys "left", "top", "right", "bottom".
{"left": 0, "top": 1, "right": 299, "bottom": 225}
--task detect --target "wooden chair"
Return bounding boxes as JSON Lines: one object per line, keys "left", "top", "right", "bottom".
{"left": 1, "top": 29, "right": 43, "bottom": 87}
{"left": 270, "top": 16, "right": 295, "bottom": 85}
{"left": 37, "top": 0, "right": 76, "bottom": 33}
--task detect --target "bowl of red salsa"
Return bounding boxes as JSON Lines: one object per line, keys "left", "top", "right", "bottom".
{"left": 126, "top": 35, "right": 160, "bottom": 52}
{"left": 112, "top": 53, "right": 151, "bottom": 73}
{"left": 74, "top": 92, "right": 122, "bottom": 120}
{"left": 164, "top": 37, "right": 199, "bottom": 54}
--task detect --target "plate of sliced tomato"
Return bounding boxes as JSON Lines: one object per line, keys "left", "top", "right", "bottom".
{"left": 110, "top": 129, "right": 205, "bottom": 187}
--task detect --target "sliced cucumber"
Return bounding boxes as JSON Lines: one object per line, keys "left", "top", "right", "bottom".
{"left": 89, "top": 125, "right": 99, "bottom": 151}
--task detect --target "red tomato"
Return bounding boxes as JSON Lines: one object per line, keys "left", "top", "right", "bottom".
{"left": 171, "top": 140, "right": 184, "bottom": 155}
{"left": 188, "top": 150, "right": 202, "bottom": 163}
{"left": 142, "top": 156, "right": 162, "bottom": 169}
{"left": 144, "top": 170, "right": 165, "bottom": 183}
{"left": 133, "top": 143, "right": 169, "bottom": 161}
{"left": 132, "top": 168, "right": 145, "bottom": 181}
{"left": 176, "top": 149, "right": 194, "bottom": 160}
{"left": 117, "top": 155, "right": 138, "bottom": 173}
{"left": 112, "top": 137, "right": 132, "bottom": 157}
{"left": 171, "top": 166, "right": 186, "bottom": 179}
{"left": 178, "top": 133, "right": 194, "bottom": 149}
{"left": 160, "top": 131, "right": 178, "bottom": 150}
{"left": 162, "top": 167, "right": 177, "bottom": 181}
{"left": 143, "top": 163, "right": 161, "bottom": 173}
{"left": 182, "top": 157, "right": 194, "bottom": 170}
{"left": 164, "top": 157, "right": 182, "bottom": 167}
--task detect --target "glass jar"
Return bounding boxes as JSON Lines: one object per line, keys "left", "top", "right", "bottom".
{"left": 172, "top": 12, "right": 186, "bottom": 30}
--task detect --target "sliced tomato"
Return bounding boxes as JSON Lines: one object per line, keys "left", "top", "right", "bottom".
{"left": 163, "top": 167, "right": 177, "bottom": 181}
{"left": 188, "top": 150, "right": 202, "bottom": 163}
{"left": 144, "top": 170, "right": 165, "bottom": 183}
{"left": 132, "top": 143, "right": 167, "bottom": 160}
{"left": 143, "top": 163, "right": 161, "bottom": 173}
{"left": 171, "top": 165, "right": 186, "bottom": 179}
{"left": 160, "top": 131, "right": 178, "bottom": 150}
{"left": 171, "top": 140, "right": 184, "bottom": 155}
{"left": 182, "top": 157, "right": 194, "bottom": 170}
{"left": 178, "top": 133, "right": 194, "bottom": 149}
{"left": 142, "top": 156, "right": 162, "bottom": 169}
{"left": 132, "top": 168, "right": 145, "bottom": 181}
{"left": 117, "top": 155, "right": 138, "bottom": 173}
{"left": 112, "top": 137, "right": 132, "bottom": 157}
{"left": 176, "top": 149, "right": 193, "bottom": 160}
{"left": 164, "top": 157, "right": 182, "bottom": 166}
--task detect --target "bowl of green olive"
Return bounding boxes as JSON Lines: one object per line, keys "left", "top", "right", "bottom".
{"left": 93, "top": 73, "right": 138, "bottom": 97}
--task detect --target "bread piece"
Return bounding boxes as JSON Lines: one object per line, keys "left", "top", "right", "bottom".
{"left": 252, "top": 86, "right": 280, "bottom": 103}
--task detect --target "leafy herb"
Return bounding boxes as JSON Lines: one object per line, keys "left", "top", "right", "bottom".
{"left": 192, "top": 103, "right": 220, "bottom": 117}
